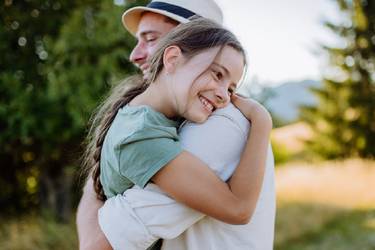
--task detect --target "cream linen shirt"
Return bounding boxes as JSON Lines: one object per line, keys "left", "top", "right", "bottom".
{"left": 98, "top": 103, "right": 276, "bottom": 250}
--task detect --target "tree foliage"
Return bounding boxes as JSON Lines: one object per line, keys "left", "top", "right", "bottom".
{"left": 0, "top": 0, "right": 147, "bottom": 218}
{"left": 300, "top": 0, "right": 375, "bottom": 159}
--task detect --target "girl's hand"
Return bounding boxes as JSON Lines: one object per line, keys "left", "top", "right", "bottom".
{"left": 231, "top": 93, "right": 272, "bottom": 129}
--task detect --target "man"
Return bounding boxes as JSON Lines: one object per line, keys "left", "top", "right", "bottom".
{"left": 77, "top": 0, "right": 276, "bottom": 249}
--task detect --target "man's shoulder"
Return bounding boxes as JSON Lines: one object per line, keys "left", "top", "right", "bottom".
{"left": 213, "top": 103, "right": 243, "bottom": 117}
{"left": 179, "top": 103, "right": 249, "bottom": 137}
{"left": 210, "top": 103, "right": 249, "bottom": 133}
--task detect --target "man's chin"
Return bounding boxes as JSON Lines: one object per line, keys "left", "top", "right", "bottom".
{"left": 140, "top": 64, "right": 150, "bottom": 73}
{"left": 142, "top": 68, "right": 151, "bottom": 81}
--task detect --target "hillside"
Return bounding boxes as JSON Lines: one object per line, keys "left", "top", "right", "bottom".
{"left": 264, "top": 79, "right": 320, "bottom": 123}
{"left": 271, "top": 122, "right": 312, "bottom": 155}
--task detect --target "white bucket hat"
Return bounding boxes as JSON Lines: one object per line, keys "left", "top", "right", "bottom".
{"left": 122, "top": 0, "right": 223, "bottom": 36}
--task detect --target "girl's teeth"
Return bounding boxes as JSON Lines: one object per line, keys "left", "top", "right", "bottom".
{"left": 200, "top": 96, "right": 213, "bottom": 111}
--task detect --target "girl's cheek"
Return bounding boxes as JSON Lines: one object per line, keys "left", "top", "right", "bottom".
{"left": 198, "top": 75, "right": 214, "bottom": 91}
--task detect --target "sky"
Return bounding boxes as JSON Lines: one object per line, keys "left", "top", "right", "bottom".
{"left": 215, "top": 0, "right": 343, "bottom": 86}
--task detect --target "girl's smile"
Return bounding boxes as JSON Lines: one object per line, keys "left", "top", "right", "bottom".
{"left": 199, "top": 95, "right": 215, "bottom": 114}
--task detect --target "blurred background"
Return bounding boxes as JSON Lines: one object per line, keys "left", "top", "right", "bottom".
{"left": 0, "top": 0, "right": 374, "bottom": 249}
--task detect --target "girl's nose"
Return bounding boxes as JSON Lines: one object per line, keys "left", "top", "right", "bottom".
{"left": 215, "top": 86, "right": 230, "bottom": 107}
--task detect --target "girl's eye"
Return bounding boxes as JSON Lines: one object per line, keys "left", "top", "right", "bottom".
{"left": 216, "top": 71, "right": 223, "bottom": 80}
{"left": 213, "top": 70, "right": 223, "bottom": 80}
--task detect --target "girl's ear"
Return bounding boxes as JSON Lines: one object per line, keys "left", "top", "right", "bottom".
{"left": 163, "top": 45, "right": 183, "bottom": 74}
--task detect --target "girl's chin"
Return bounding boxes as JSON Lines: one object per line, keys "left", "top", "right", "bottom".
{"left": 183, "top": 106, "right": 211, "bottom": 123}
{"left": 187, "top": 113, "right": 209, "bottom": 124}
{"left": 194, "top": 118, "right": 208, "bottom": 124}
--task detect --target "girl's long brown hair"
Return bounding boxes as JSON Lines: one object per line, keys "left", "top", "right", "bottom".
{"left": 82, "top": 17, "right": 246, "bottom": 201}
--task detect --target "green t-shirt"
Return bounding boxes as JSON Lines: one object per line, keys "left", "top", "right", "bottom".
{"left": 100, "top": 105, "right": 183, "bottom": 199}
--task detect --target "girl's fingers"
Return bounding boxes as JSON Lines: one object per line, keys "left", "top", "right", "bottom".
{"left": 231, "top": 93, "right": 248, "bottom": 106}
{"left": 230, "top": 93, "right": 240, "bottom": 106}
{"left": 234, "top": 93, "right": 248, "bottom": 99}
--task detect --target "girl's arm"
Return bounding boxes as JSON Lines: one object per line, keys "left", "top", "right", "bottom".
{"left": 152, "top": 95, "right": 272, "bottom": 224}
{"left": 98, "top": 104, "right": 253, "bottom": 250}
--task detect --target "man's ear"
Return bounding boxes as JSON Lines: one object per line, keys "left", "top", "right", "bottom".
{"left": 163, "top": 45, "right": 183, "bottom": 74}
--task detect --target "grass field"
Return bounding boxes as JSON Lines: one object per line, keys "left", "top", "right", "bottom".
{"left": 275, "top": 159, "right": 375, "bottom": 250}
{"left": 1, "top": 159, "right": 374, "bottom": 250}
{"left": 0, "top": 215, "right": 77, "bottom": 250}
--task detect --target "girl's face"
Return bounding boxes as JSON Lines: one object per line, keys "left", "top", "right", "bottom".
{"left": 169, "top": 46, "right": 245, "bottom": 123}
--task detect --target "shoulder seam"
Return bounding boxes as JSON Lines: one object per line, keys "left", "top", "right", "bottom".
{"left": 213, "top": 113, "right": 248, "bottom": 136}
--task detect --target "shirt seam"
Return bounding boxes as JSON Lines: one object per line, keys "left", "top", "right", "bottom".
{"left": 212, "top": 113, "right": 248, "bottom": 137}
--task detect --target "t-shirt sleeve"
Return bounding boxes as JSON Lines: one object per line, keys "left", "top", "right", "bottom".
{"left": 117, "top": 129, "right": 183, "bottom": 188}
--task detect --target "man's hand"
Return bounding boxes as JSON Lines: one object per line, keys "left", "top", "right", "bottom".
{"left": 76, "top": 178, "right": 112, "bottom": 250}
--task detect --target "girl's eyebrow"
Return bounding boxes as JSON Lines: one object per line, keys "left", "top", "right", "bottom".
{"left": 213, "top": 62, "right": 230, "bottom": 77}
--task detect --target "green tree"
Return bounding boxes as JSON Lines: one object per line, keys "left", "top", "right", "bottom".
{"left": 300, "top": 0, "right": 375, "bottom": 159}
{"left": 0, "top": 0, "right": 147, "bottom": 219}
{"left": 0, "top": 0, "right": 79, "bottom": 215}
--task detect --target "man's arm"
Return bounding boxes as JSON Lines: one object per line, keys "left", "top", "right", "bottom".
{"left": 76, "top": 177, "right": 112, "bottom": 250}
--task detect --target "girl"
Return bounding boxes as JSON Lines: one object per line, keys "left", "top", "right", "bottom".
{"left": 83, "top": 18, "right": 272, "bottom": 249}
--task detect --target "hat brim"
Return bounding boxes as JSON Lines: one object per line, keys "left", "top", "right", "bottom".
{"left": 122, "top": 6, "right": 190, "bottom": 36}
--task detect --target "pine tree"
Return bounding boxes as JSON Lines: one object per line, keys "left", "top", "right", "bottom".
{"left": 301, "top": 0, "right": 375, "bottom": 159}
